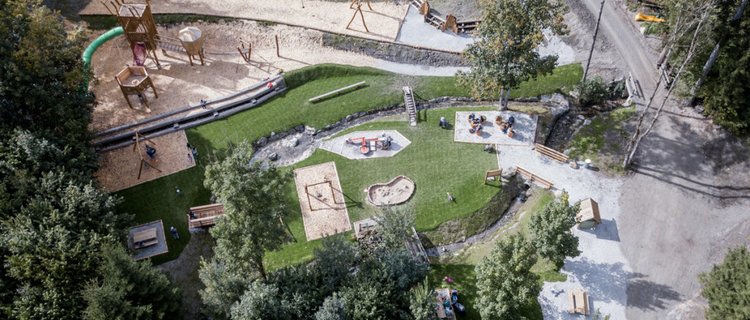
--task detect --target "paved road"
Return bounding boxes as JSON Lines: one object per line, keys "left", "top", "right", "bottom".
{"left": 571, "top": 0, "right": 750, "bottom": 319}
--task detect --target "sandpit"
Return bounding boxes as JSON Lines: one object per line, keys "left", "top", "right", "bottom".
{"left": 366, "top": 175, "right": 415, "bottom": 206}
{"left": 293, "top": 162, "right": 352, "bottom": 241}
{"left": 95, "top": 130, "right": 196, "bottom": 192}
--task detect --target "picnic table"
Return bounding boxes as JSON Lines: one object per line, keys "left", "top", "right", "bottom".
{"left": 435, "top": 288, "right": 456, "bottom": 319}
{"left": 132, "top": 227, "right": 158, "bottom": 249}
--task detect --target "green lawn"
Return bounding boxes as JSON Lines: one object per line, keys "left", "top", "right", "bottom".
{"left": 115, "top": 63, "right": 583, "bottom": 265}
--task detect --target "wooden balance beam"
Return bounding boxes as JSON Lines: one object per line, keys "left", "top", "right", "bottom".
{"left": 534, "top": 143, "right": 569, "bottom": 163}
{"left": 308, "top": 81, "right": 367, "bottom": 103}
{"left": 516, "top": 166, "right": 553, "bottom": 189}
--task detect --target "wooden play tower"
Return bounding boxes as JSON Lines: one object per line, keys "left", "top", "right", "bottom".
{"left": 103, "top": 0, "right": 161, "bottom": 67}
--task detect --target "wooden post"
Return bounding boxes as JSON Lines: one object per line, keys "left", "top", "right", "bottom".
{"left": 347, "top": 4, "right": 369, "bottom": 32}
{"left": 275, "top": 35, "right": 280, "bottom": 57}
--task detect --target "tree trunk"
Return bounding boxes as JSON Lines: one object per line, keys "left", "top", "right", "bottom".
{"left": 503, "top": 87, "right": 511, "bottom": 109}
{"left": 499, "top": 87, "right": 507, "bottom": 110}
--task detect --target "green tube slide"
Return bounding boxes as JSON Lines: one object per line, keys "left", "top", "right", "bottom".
{"left": 82, "top": 26, "right": 124, "bottom": 71}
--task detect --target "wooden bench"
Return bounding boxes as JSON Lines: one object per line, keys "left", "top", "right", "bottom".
{"left": 516, "top": 166, "right": 554, "bottom": 189}
{"left": 534, "top": 143, "right": 569, "bottom": 163}
{"left": 187, "top": 203, "right": 225, "bottom": 229}
{"left": 568, "top": 289, "right": 590, "bottom": 315}
{"left": 132, "top": 227, "right": 158, "bottom": 249}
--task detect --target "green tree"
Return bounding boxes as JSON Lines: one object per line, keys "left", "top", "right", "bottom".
{"left": 1, "top": 173, "right": 129, "bottom": 320}
{"left": 374, "top": 206, "right": 416, "bottom": 251}
{"left": 699, "top": 246, "right": 750, "bottom": 320}
{"left": 459, "top": 0, "right": 567, "bottom": 108}
{"left": 82, "top": 243, "right": 181, "bottom": 320}
{"left": 528, "top": 200, "right": 581, "bottom": 267}
{"left": 577, "top": 77, "right": 610, "bottom": 107}
{"left": 315, "top": 294, "right": 347, "bottom": 320}
{"left": 198, "top": 257, "right": 252, "bottom": 320}
{"left": 475, "top": 233, "right": 540, "bottom": 319}
{"left": 230, "top": 281, "right": 283, "bottom": 320}
{"left": 203, "top": 141, "right": 292, "bottom": 280}
{"left": 409, "top": 279, "right": 436, "bottom": 320}
{"left": 0, "top": 0, "right": 95, "bottom": 170}
{"left": 313, "top": 234, "right": 359, "bottom": 292}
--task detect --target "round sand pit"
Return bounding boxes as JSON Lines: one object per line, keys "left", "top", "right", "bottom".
{"left": 366, "top": 175, "right": 415, "bottom": 206}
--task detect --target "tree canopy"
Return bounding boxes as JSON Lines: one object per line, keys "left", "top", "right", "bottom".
{"left": 528, "top": 200, "right": 581, "bottom": 267}
{"left": 459, "top": 0, "right": 567, "bottom": 103}
{"left": 475, "top": 233, "right": 540, "bottom": 319}
{"left": 700, "top": 246, "right": 750, "bottom": 320}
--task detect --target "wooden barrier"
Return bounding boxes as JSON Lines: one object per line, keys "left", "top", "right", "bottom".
{"left": 187, "top": 203, "right": 224, "bottom": 229}
{"left": 534, "top": 143, "right": 569, "bottom": 163}
{"left": 308, "top": 81, "right": 367, "bottom": 103}
{"left": 516, "top": 166, "right": 553, "bottom": 189}
{"left": 484, "top": 169, "right": 502, "bottom": 185}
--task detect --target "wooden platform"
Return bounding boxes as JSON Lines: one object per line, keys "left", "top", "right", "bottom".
{"left": 187, "top": 203, "right": 225, "bottom": 229}
{"left": 516, "top": 166, "right": 554, "bottom": 189}
{"left": 534, "top": 143, "right": 569, "bottom": 163}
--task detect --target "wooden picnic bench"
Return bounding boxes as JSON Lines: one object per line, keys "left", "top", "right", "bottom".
{"left": 132, "top": 227, "right": 158, "bottom": 249}
{"left": 187, "top": 203, "right": 225, "bottom": 229}
{"left": 568, "top": 289, "right": 590, "bottom": 315}
{"left": 516, "top": 166, "right": 554, "bottom": 189}
{"left": 534, "top": 143, "right": 569, "bottom": 163}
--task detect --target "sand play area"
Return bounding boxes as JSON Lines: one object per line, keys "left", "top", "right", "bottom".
{"left": 95, "top": 130, "right": 196, "bottom": 192}
{"left": 453, "top": 111, "right": 537, "bottom": 145}
{"left": 366, "top": 175, "right": 415, "bottom": 206}
{"left": 293, "top": 162, "right": 352, "bottom": 241}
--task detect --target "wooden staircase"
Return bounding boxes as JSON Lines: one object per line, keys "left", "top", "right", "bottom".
{"left": 516, "top": 166, "right": 554, "bottom": 189}
{"left": 534, "top": 143, "right": 569, "bottom": 163}
{"left": 403, "top": 86, "right": 417, "bottom": 126}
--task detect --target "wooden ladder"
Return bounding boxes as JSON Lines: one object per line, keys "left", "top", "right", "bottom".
{"left": 534, "top": 143, "right": 569, "bottom": 163}
{"left": 403, "top": 86, "right": 417, "bottom": 126}
{"left": 516, "top": 166, "right": 554, "bottom": 189}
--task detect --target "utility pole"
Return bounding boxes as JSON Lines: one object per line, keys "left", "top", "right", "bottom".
{"left": 583, "top": 0, "right": 606, "bottom": 83}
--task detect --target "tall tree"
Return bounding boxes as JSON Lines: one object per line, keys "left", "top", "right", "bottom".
{"left": 203, "top": 141, "right": 292, "bottom": 281}
{"left": 409, "top": 279, "right": 437, "bottom": 320}
{"left": 198, "top": 257, "right": 252, "bottom": 320}
{"left": 0, "top": 0, "right": 96, "bottom": 170}
{"left": 82, "top": 243, "right": 181, "bottom": 320}
{"left": 528, "top": 200, "right": 581, "bottom": 267}
{"left": 230, "top": 281, "right": 284, "bottom": 320}
{"left": 315, "top": 294, "right": 347, "bottom": 320}
{"left": 1, "top": 173, "right": 129, "bottom": 320}
{"left": 475, "top": 233, "right": 540, "bottom": 319}
{"left": 699, "top": 246, "right": 750, "bottom": 320}
{"left": 459, "top": 0, "right": 567, "bottom": 108}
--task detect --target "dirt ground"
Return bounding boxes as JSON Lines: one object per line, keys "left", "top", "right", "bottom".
{"left": 95, "top": 130, "right": 195, "bottom": 192}
{"left": 80, "top": 0, "right": 408, "bottom": 42}
{"left": 158, "top": 231, "right": 215, "bottom": 320}
{"left": 89, "top": 21, "right": 396, "bottom": 132}
{"left": 367, "top": 175, "right": 415, "bottom": 206}
{"left": 293, "top": 162, "right": 352, "bottom": 240}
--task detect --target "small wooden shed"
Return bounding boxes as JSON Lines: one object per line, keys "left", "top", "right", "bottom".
{"left": 576, "top": 198, "right": 601, "bottom": 229}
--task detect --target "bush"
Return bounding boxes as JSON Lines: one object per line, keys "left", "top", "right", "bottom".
{"left": 577, "top": 77, "right": 609, "bottom": 107}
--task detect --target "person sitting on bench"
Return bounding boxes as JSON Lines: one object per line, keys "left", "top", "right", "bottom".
{"left": 507, "top": 116, "right": 516, "bottom": 128}
{"left": 188, "top": 210, "right": 196, "bottom": 220}
{"left": 145, "top": 145, "right": 157, "bottom": 159}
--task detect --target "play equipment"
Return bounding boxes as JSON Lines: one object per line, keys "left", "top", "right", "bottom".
{"left": 187, "top": 203, "right": 225, "bottom": 229}
{"left": 635, "top": 12, "right": 665, "bottom": 23}
{"left": 115, "top": 65, "right": 158, "bottom": 110}
{"left": 132, "top": 131, "right": 162, "bottom": 179}
{"left": 132, "top": 42, "right": 147, "bottom": 66}
{"left": 83, "top": 27, "right": 124, "bottom": 71}
{"left": 403, "top": 86, "right": 417, "bottom": 126}
{"left": 178, "top": 26, "right": 206, "bottom": 66}
{"left": 533, "top": 143, "right": 570, "bottom": 163}
{"left": 309, "top": 81, "right": 367, "bottom": 103}
{"left": 237, "top": 40, "right": 252, "bottom": 63}
{"left": 304, "top": 180, "right": 347, "bottom": 211}
{"left": 347, "top": 0, "right": 374, "bottom": 32}
{"left": 102, "top": 0, "right": 161, "bottom": 67}
{"left": 516, "top": 166, "right": 553, "bottom": 189}
{"left": 345, "top": 133, "right": 393, "bottom": 155}
{"left": 366, "top": 175, "right": 415, "bottom": 206}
